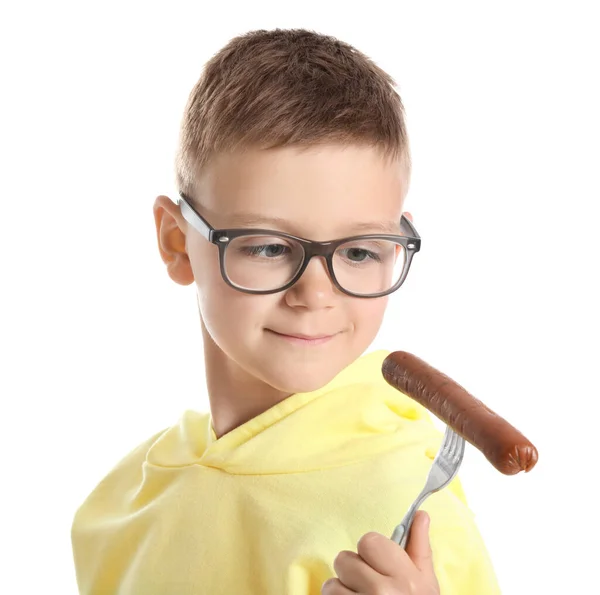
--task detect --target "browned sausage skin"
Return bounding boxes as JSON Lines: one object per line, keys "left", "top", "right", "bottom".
{"left": 381, "top": 351, "right": 538, "bottom": 475}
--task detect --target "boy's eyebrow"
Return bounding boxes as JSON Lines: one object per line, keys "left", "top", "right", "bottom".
{"left": 226, "top": 213, "right": 402, "bottom": 235}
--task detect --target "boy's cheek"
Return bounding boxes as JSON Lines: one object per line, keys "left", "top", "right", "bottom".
{"left": 198, "top": 286, "right": 274, "bottom": 337}
{"left": 350, "top": 297, "right": 388, "bottom": 333}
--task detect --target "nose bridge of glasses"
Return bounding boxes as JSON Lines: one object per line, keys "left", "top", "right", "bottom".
{"left": 291, "top": 240, "right": 337, "bottom": 286}
{"left": 300, "top": 238, "right": 339, "bottom": 260}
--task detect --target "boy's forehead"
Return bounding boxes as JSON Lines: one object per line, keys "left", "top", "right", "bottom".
{"left": 194, "top": 145, "right": 408, "bottom": 235}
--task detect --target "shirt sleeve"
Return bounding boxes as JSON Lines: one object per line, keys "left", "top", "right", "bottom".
{"left": 71, "top": 429, "right": 167, "bottom": 594}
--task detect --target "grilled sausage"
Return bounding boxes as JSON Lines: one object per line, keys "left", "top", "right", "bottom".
{"left": 381, "top": 351, "right": 538, "bottom": 475}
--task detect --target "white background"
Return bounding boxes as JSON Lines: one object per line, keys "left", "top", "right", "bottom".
{"left": 1, "top": 1, "right": 599, "bottom": 593}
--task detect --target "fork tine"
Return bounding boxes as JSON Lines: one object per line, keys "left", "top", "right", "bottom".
{"left": 439, "top": 426, "right": 454, "bottom": 457}
{"left": 454, "top": 434, "right": 465, "bottom": 462}
{"left": 441, "top": 426, "right": 453, "bottom": 449}
{"left": 448, "top": 429, "right": 459, "bottom": 458}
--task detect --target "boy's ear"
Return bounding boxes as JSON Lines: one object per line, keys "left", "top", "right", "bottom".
{"left": 153, "top": 195, "right": 195, "bottom": 286}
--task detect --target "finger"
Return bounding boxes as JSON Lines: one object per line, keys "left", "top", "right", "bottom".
{"left": 321, "top": 577, "right": 355, "bottom": 594}
{"left": 355, "top": 531, "right": 408, "bottom": 577}
{"left": 332, "top": 549, "right": 381, "bottom": 592}
{"left": 403, "top": 211, "right": 413, "bottom": 222}
{"left": 405, "top": 510, "right": 435, "bottom": 575}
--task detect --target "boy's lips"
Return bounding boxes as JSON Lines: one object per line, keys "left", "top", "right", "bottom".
{"left": 266, "top": 329, "right": 340, "bottom": 345}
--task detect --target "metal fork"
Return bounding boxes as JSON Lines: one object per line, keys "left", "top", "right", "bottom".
{"left": 391, "top": 426, "right": 466, "bottom": 548}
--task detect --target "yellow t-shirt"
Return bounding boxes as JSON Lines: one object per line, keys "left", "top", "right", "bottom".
{"left": 72, "top": 350, "right": 501, "bottom": 594}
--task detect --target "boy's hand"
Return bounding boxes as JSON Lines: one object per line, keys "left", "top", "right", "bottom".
{"left": 322, "top": 511, "right": 439, "bottom": 595}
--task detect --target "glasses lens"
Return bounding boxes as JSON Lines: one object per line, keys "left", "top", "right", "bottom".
{"left": 332, "top": 239, "right": 407, "bottom": 296}
{"left": 223, "top": 235, "right": 305, "bottom": 291}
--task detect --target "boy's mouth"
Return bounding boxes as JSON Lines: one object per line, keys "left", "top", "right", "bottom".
{"left": 265, "top": 329, "right": 339, "bottom": 345}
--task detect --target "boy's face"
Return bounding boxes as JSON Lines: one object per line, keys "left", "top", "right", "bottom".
{"left": 158, "top": 144, "right": 409, "bottom": 394}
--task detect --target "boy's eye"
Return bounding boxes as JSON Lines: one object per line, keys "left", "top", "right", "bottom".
{"left": 337, "top": 240, "right": 394, "bottom": 265}
{"left": 232, "top": 236, "right": 296, "bottom": 259}
{"left": 338, "top": 247, "right": 380, "bottom": 263}
{"left": 243, "top": 244, "right": 289, "bottom": 257}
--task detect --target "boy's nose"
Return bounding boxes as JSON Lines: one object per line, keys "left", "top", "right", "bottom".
{"left": 284, "top": 257, "right": 338, "bottom": 309}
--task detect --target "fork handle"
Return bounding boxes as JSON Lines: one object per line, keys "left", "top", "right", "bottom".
{"left": 390, "top": 491, "right": 427, "bottom": 548}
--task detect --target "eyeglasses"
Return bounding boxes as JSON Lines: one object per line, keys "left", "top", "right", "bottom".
{"left": 178, "top": 192, "right": 421, "bottom": 298}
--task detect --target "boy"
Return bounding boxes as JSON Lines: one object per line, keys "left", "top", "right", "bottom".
{"left": 71, "top": 29, "right": 501, "bottom": 594}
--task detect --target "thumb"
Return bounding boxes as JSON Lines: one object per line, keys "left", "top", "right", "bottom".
{"left": 405, "top": 511, "right": 435, "bottom": 575}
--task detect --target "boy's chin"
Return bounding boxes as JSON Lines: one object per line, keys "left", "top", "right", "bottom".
{"left": 259, "top": 356, "right": 347, "bottom": 395}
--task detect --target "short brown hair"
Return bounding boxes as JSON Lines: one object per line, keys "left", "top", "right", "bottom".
{"left": 176, "top": 28, "right": 410, "bottom": 196}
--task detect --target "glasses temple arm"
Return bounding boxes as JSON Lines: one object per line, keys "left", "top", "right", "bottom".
{"left": 178, "top": 192, "right": 213, "bottom": 241}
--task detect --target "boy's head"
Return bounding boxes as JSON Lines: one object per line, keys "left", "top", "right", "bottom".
{"left": 154, "top": 29, "right": 415, "bottom": 395}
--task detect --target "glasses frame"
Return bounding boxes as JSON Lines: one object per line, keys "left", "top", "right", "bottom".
{"left": 178, "top": 191, "right": 421, "bottom": 298}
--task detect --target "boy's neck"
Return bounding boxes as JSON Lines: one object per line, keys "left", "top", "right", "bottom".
{"left": 201, "top": 324, "right": 293, "bottom": 439}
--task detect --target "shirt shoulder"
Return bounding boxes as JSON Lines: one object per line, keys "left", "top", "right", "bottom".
{"left": 71, "top": 427, "right": 169, "bottom": 526}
